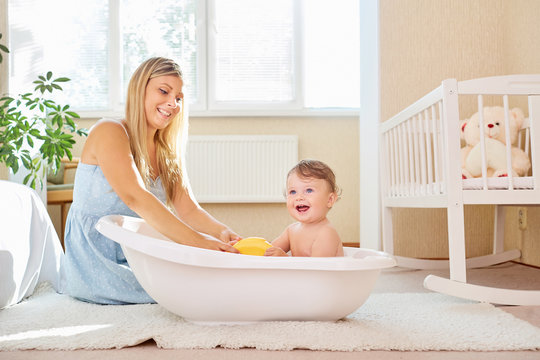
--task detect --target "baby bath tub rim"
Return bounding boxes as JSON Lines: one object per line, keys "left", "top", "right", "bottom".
{"left": 96, "top": 214, "right": 396, "bottom": 271}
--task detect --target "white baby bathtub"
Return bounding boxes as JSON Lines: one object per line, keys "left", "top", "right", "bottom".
{"left": 96, "top": 215, "right": 396, "bottom": 324}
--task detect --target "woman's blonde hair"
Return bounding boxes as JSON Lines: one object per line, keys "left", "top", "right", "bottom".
{"left": 125, "top": 57, "right": 186, "bottom": 206}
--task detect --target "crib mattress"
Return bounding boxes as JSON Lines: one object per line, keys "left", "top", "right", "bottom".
{"left": 463, "top": 176, "right": 534, "bottom": 190}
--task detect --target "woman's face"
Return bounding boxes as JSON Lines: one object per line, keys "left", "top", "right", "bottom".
{"left": 144, "top": 75, "right": 184, "bottom": 131}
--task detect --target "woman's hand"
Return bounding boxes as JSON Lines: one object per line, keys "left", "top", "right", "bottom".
{"left": 219, "top": 228, "right": 242, "bottom": 245}
{"left": 198, "top": 233, "right": 239, "bottom": 253}
{"left": 264, "top": 247, "right": 288, "bottom": 257}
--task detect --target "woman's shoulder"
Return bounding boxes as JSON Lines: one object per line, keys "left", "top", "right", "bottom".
{"left": 88, "top": 118, "right": 129, "bottom": 139}
{"left": 91, "top": 118, "right": 127, "bottom": 132}
{"left": 82, "top": 118, "right": 130, "bottom": 164}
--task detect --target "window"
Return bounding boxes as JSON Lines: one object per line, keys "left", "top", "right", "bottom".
{"left": 8, "top": 0, "right": 359, "bottom": 116}
{"left": 210, "top": 0, "right": 295, "bottom": 107}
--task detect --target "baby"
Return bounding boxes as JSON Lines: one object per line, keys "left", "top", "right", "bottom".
{"left": 265, "top": 159, "right": 344, "bottom": 257}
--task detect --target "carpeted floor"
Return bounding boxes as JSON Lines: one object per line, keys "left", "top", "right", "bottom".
{"left": 2, "top": 282, "right": 538, "bottom": 352}
{"left": 1, "top": 262, "right": 540, "bottom": 359}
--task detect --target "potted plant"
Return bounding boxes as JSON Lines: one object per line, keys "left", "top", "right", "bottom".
{"left": 0, "top": 33, "right": 87, "bottom": 191}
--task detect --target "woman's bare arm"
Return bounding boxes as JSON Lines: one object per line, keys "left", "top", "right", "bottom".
{"left": 83, "top": 120, "right": 237, "bottom": 252}
{"left": 173, "top": 185, "right": 241, "bottom": 243}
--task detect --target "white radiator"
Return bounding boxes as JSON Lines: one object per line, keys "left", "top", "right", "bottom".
{"left": 185, "top": 135, "right": 298, "bottom": 203}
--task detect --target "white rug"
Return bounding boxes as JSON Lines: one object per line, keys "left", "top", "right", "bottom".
{"left": 1, "top": 283, "right": 539, "bottom": 351}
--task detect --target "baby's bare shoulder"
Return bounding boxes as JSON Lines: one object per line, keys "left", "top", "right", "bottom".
{"left": 310, "top": 224, "right": 342, "bottom": 257}
{"left": 319, "top": 223, "right": 340, "bottom": 239}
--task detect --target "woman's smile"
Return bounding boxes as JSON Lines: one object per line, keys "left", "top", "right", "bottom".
{"left": 157, "top": 107, "right": 172, "bottom": 118}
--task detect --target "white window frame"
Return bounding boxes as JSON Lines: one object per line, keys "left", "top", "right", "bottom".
{"left": 205, "top": 0, "right": 304, "bottom": 115}
{"left": 79, "top": 0, "right": 208, "bottom": 119}
{"left": 187, "top": 0, "right": 208, "bottom": 114}
{"left": 359, "top": 0, "right": 380, "bottom": 250}
{"left": 9, "top": 0, "right": 359, "bottom": 118}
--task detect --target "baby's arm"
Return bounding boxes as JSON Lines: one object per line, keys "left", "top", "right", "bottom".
{"left": 264, "top": 227, "right": 290, "bottom": 256}
{"left": 310, "top": 226, "right": 343, "bottom": 257}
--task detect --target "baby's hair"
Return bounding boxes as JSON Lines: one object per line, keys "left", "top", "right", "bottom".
{"left": 288, "top": 159, "right": 341, "bottom": 198}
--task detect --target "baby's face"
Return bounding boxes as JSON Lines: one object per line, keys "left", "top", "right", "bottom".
{"left": 286, "top": 173, "right": 336, "bottom": 224}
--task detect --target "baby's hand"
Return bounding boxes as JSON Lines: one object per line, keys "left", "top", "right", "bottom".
{"left": 264, "top": 247, "right": 288, "bottom": 257}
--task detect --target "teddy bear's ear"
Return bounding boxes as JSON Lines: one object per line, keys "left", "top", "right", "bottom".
{"left": 510, "top": 107, "right": 525, "bottom": 129}
{"left": 460, "top": 119, "right": 468, "bottom": 140}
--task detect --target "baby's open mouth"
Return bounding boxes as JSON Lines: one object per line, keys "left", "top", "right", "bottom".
{"left": 296, "top": 205, "right": 310, "bottom": 213}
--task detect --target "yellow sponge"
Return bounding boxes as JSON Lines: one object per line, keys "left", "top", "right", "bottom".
{"left": 233, "top": 237, "right": 273, "bottom": 256}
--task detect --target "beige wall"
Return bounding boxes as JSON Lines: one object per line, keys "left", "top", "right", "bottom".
{"left": 380, "top": 0, "right": 511, "bottom": 121}
{"left": 380, "top": 0, "right": 540, "bottom": 264}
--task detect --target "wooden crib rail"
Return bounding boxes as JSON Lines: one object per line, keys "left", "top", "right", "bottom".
{"left": 458, "top": 74, "right": 540, "bottom": 95}
{"left": 379, "top": 79, "right": 457, "bottom": 206}
{"left": 380, "top": 85, "right": 444, "bottom": 133}
{"left": 380, "top": 102, "right": 447, "bottom": 202}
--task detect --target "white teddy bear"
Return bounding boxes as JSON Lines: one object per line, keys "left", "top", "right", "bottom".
{"left": 460, "top": 106, "right": 531, "bottom": 179}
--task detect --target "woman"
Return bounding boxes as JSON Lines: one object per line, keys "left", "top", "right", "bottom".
{"left": 63, "top": 57, "right": 240, "bottom": 304}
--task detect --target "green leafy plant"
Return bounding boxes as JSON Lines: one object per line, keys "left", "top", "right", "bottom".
{"left": 0, "top": 33, "right": 9, "bottom": 63}
{"left": 0, "top": 33, "right": 87, "bottom": 190}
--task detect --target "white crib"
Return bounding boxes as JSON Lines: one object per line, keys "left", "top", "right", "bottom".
{"left": 379, "top": 74, "right": 540, "bottom": 305}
